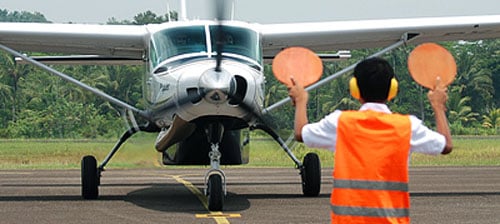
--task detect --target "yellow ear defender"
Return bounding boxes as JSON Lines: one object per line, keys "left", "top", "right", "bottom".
{"left": 349, "top": 77, "right": 361, "bottom": 100}
{"left": 387, "top": 78, "right": 398, "bottom": 101}
{"left": 349, "top": 77, "right": 398, "bottom": 101}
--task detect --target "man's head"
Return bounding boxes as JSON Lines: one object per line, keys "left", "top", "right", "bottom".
{"left": 351, "top": 57, "right": 397, "bottom": 103}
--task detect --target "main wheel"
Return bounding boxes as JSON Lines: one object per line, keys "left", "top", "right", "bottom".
{"left": 207, "top": 174, "right": 224, "bottom": 211}
{"left": 301, "top": 152, "right": 321, "bottom": 196}
{"left": 81, "top": 155, "right": 99, "bottom": 199}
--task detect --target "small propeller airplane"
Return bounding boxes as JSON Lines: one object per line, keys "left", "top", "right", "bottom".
{"left": 0, "top": 0, "right": 499, "bottom": 211}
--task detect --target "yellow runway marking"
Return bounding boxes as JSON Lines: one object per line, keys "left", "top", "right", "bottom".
{"left": 196, "top": 213, "right": 242, "bottom": 218}
{"left": 168, "top": 175, "right": 241, "bottom": 224}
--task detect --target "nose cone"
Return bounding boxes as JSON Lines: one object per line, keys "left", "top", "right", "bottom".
{"left": 199, "top": 68, "right": 236, "bottom": 104}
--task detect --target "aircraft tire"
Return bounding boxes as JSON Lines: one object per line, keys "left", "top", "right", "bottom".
{"left": 301, "top": 152, "right": 321, "bottom": 197}
{"left": 207, "top": 174, "right": 224, "bottom": 211}
{"left": 81, "top": 155, "right": 99, "bottom": 199}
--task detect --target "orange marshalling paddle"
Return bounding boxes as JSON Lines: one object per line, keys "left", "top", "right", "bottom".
{"left": 408, "top": 43, "right": 457, "bottom": 89}
{"left": 272, "top": 47, "right": 323, "bottom": 88}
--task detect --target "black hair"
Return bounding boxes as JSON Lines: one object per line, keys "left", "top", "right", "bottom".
{"left": 353, "top": 57, "right": 395, "bottom": 102}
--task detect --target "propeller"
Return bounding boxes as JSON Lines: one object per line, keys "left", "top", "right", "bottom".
{"left": 213, "top": 0, "right": 229, "bottom": 72}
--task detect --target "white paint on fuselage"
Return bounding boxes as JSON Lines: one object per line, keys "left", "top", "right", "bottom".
{"left": 148, "top": 58, "right": 264, "bottom": 128}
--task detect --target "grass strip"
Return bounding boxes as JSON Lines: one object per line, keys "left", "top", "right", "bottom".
{"left": 0, "top": 134, "right": 498, "bottom": 169}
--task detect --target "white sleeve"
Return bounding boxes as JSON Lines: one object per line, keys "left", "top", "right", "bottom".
{"left": 409, "top": 115, "right": 446, "bottom": 155}
{"left": 301, "top": 110, "right": 342, "bottom": 152}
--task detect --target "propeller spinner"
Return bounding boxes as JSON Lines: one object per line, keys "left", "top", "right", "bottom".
{"left": 198, "top": 67, "right": 237, "bottom": 104}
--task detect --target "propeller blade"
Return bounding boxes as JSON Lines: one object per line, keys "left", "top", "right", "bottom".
{"left": 214, "top": 25, "right": 223, "bottom": 72}
{"left": 213, "top": 0, "right": 229, "bottom": 72}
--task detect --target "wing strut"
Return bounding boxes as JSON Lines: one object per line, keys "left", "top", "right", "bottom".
{"left": 0, "top": 44, "right": 150, "bottom": 120}
{"left": 263, "top": 32, "right": 420, "bottom": 114}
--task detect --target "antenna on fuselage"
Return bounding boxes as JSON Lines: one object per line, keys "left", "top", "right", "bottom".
{"left": 180, "top": 0, "right": 188, "bottom": 21}
{"left": 166, "top": 2, "right": 172, "bottom": 22}
{"left": 230, "top": 0, "right": 234, "bottom": 20}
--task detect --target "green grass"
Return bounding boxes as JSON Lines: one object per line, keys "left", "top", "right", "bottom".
{"left": 0, "top": 134, "right": 499, "bottom": 169}
{"left": 248, "top": 136, "right": 500, "bottom": 167}
{"left": 410, "top": 136, "right": 500, "bottom": 166}
{"left": 0, "top": 134, "right": 162, "bottom": 169}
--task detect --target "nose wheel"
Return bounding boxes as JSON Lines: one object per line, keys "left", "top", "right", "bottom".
{"left": 204, "top": 145, "right": 226, "bottom": 211}
{"left": 206, "top": 172, "right": 225, "bottom": 211}
{"left": 204, "top": 145, "right": 227, "bottom": 211}
{"left": 203, "top": 123, "right": 227, "bottom": 211}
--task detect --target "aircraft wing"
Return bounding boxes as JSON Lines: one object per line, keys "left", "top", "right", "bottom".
{"left": 259, "top": 15, "right": 500, "bottom": 56}
{"left": 0, "top": 22, "right": 149, "bottom": 62}
{"left": 1, "top": 15, "right": 499, "bottom": 62}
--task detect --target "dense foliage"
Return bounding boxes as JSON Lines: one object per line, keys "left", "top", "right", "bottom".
{"left": 0, "top": 9, "right": 498, "bottom": 138}
{"left": 0, "top": 9, "right": 49, "bottom": 23}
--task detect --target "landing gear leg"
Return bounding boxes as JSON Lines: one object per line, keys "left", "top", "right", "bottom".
{"left": 204, "top": 123, "right": 226, "bottom": 211}
{"left": 80, "top": 124, "right": 158, "bottom": 200}
{"left": 252, "top": 124, "right": 321, "bottom": 197}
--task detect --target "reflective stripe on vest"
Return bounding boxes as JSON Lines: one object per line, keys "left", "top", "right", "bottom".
{"left": 331, "top": 205, "right": 409, "bottom": 218}
{"left": 331, "top": 110, "right": 411, "bottom": 224}
{"left": 334, "top": 179, "right": 408, "bottom": 192}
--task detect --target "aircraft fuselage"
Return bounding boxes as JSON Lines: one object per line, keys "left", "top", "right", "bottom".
{"left": 143, "top": 21, "right": 265, "bottom": 164}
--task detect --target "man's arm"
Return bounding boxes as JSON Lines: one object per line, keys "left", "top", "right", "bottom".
{"left": 288, "top": 78, "right": 309, "bottom": 142}
{"left": 427, "top": 80, "right": 453, "bottom": 154}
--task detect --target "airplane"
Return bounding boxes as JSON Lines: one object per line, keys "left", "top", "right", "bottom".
{"left": 0, "top": 0, "right": 499, "bottom": 211}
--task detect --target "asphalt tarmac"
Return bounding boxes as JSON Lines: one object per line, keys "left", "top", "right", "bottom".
{"left": 0, "top": 167, "right": 499, "bottom": 223}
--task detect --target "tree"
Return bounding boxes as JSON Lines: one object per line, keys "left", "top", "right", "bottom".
{"left": 0, "top": 71, "right": 13, "bottom": 134}
{"left": 0, "top": 53, "right": 32, "bottom": 123}
{"left": 133, "top": 10, "right": 167, "bottom": 25}
{"left": 107, "top": 10, "right": 178, "bottom": 25}
{"left": 483, "top": 39, "right": 500, "bottom": 108}
{"left": 448, "top": 92, "right": 479, "bottom": 127}
{"left": 449, "top": 41, "right": 495, "bottom": 115}
{"left": 482, "top": 108, "right": 500, "bottom": 134}
{"left": 0, "top": 9, "right": 49, "bottom": 23}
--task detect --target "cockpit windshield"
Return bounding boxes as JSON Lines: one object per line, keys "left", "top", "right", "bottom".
{"left": 150, "top": 25, "right": 207, "bottom": 67}
{"left": 209, "top": 25, "right": 261, "bottom": 64}
{"left": 150, "top": 24, "right": 261, "bottom": 68}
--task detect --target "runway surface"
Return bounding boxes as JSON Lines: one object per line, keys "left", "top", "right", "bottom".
{"left": 0, "top": 167, "right": 499, "bottom": 223}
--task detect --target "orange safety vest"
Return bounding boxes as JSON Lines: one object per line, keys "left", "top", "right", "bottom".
{"left": 331, "top": 110, "right": 412, "bottom": 224}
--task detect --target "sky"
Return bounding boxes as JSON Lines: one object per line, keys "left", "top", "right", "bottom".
{"left": 0, "top": 0, "right": 499, "bottom": 24}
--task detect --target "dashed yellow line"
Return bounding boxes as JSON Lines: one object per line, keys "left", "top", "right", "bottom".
{"left": 196, "top": 213, "right": 242, "bottom": 218}
{"left": 168, "top": 175, "right": 241, "bottom": 224}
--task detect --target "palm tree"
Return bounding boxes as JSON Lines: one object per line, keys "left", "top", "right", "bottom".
{"left": 450, "top": 41, "right": 494, "bottom": 115}
{"left": 447, "top": 87, "right": 479, "bottom": 127}
{"left": 0, "top": 53, "right": 32, "bottom": 122}
{"left": 0, "top": 73, "right": 13, "bottom": 128}
{"left": 482, "top": 108, "right": 500, "bottom": 134}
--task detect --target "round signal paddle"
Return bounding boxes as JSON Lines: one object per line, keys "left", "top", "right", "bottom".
{"left": 272, "top": 47, "right": 323, "bottom": 87}
{"left": 408, "top": 43, "right": 457, "bottom": 89}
